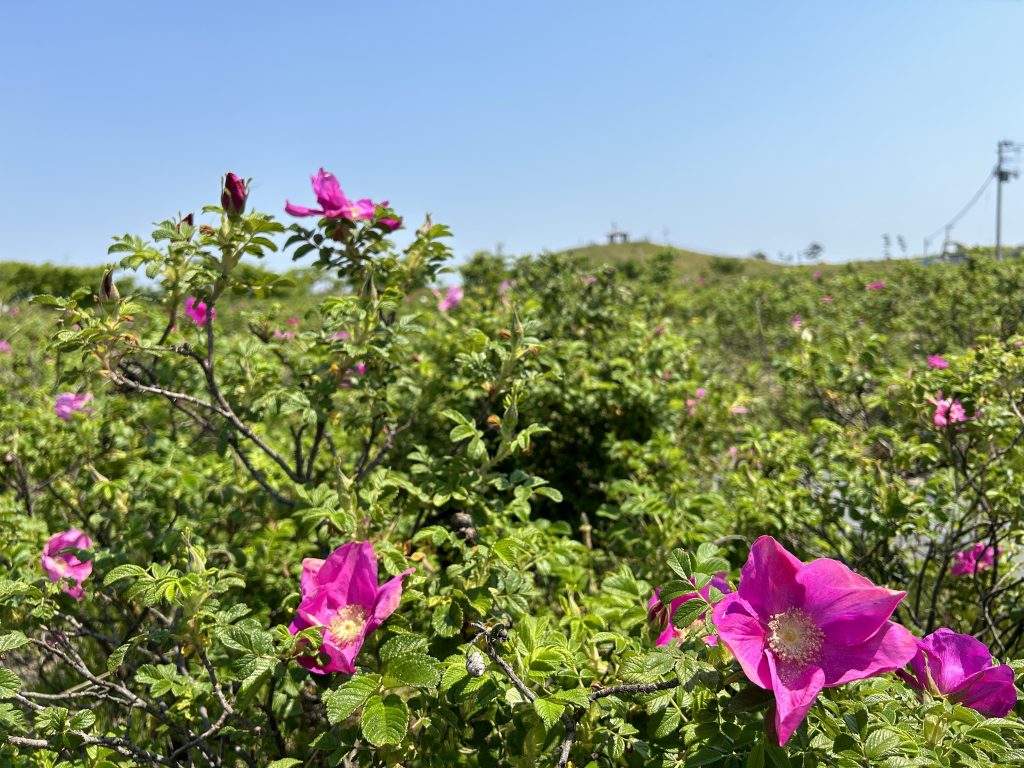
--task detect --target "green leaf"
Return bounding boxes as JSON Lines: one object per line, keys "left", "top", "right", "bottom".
{"left": 69, "top": 710, "right": 96, "bottom": 730}
{"left": 324, "top": 674, "right": 380, "bottom": 724}
{"left": 103, "top": 564, "right": 146, "bottom": 586}
{"left": 746, "top": 742, "right": 765, "bottom": 768}
{"left": 360, "top": 694, "right": 409, "bottom": 746}
{"left": 385, "top": 653, "right": 440, "bottom": 688}
{"left": 0, "top": 668, "right": 21, "bottom": 699}
{"left": 667, "top": 549, "right": 693, "bottom": 579}
{"left": 432, "top": 600, "right": 463, "bottom": 637}
{"left": 864, "top": 728, "right": 900, "bottom": 759}
{"left": 533, "top": 697, "right": 565, "bottom": 729}
{"left": 267, "top": 761, "right": 303, "bottom": 768}
{"left": 0, "top": 632, "right": 28, "bottom": 654}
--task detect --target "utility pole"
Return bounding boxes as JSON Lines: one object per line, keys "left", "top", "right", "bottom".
{"left": 995, "top": 140, "right": 1020, "bottom": 261}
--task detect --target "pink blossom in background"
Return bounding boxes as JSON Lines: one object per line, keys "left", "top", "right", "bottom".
{"left": 184, "top": 297, "right": 214, "bottom": 326}
{"left": 0, "top": 340, "right": 10, "bottom": 354}
{"left": 686, "top": 388, "right": 707, "bottom": 416}
{"left": 288, "top": 541, "right": 414, "bottom": 675}
{"left": 813, "top": 270, "right": 823, "bottom": 280}
{"left": 900, "top": 628, "right": 1016, "bottom": 717}
{"left": 41, "top": 529, "right": 94, "bottom": 600}
{"left": 54, "top": 392, "right": 93, "bottom": 421}
{"left": 648, "top": 574, "right": 732, "bottom": 647}
{"left": 927, "top": 354, "right": 949, "bottom": 369}
{"left": 790, "top": 314, "right": 802, "bottom": 330}
{"left": 285, "top": 168, "right": 386, "bottom": 223}
{"left": 730, "top": 404, "right": 749, "bottom": 415}
{"left": 499, "top": 279, "right": 517, "bottom": 295}
{"left": 378, "top": 216, "right": 402, "bottom": 232}
{"left": 331, "top": 331, "right": 350, "bottom": 341}
{"left": 865, "top": 280, "right": 886, "bottom": 291}
{"left": 928, "top": 391, "right": 969, "bottom": 427}
{"left": 8, "top": 306, "right": 20, "bottom": 317}
{"left": 951, "top": 542, "right": 1002, "bottom": 576}
{"left": 822, "top": 295, "right": 833, "bottom": 304}
{"left": 712, "top": 536, "right": 916, "bottom": 745}
{"left": 695, "top": 278, "right": 706, "bottom": 286}
{"left": 287, "top": 316, "right": 300, "bottom": 327}
{"left": 273, "top": 329, "right": 295, "bottom": 341}
{"left": 696, "top": 387, "right": 707, "bottom": 399}
{"left": 438, "top": 285, "right": 464, "bottom": 312}
{"left": 340, "top": 362, "right": 367, "bottom": 389}
{"left": 661, "top": 371, "right": 672, "bottom": 380}
{"left": 581, "top": 275, "right": 597, "bottom": 285}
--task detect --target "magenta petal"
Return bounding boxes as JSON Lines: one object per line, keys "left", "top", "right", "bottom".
{"left": 367, "top": 568, "right": 415, "bottom": 633}
{"left": 313, "top": 541, "right": 379, "bottom": 607}
{"left": 766, "top": 653, "right": 825, "bottom": 746}
{"left": 312, "top": 168, "right": 348, "bottom": 211}
{"left": 712, "top": 594, "right": 771, "bottom": 688}
{"left": 799, "top": 558, "right": 905, "bottom": 646}
{"left": 284, "top": 201, "right": 320, "bottom": 217}
{"left": 819, "top": 620, "right": 917, "bottom": 686}
{"left": 950, "top": 664, "right": 1017, "bottom": 717}
{"left": 300, "top": 558, "right": 325, "bottom": 597}
{"left": 737, "top": 536, "right": 804, "bottom": 619}
{"left": 913, "top": 628, "right": 996, "bottom": 694}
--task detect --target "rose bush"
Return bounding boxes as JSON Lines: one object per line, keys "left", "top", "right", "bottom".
{"left": 0, "top": 172, "right": 1021, "bottom": 766}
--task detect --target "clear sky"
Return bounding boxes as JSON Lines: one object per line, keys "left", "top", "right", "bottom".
{"left": 1, "top": 1, "right": 1022, "bottom": 269}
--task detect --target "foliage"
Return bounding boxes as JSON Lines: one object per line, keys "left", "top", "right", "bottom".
{"left": 0, "top": 176, "right": 1022, "bottom": 767}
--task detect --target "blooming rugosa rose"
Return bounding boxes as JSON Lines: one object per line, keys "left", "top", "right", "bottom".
{"left": 0, "top": 340, "right": 10, "bottom": 354}
{"left": 927, "top": 354, "right": 949, "bottom": 369}
{"left": 221, "top": 172, "right": 248, "bottom": 216}
{"left": 900, "top": 628, "right": 1016, "bottom": 717}
{"left": 184, "top": 297, "right": 215, "bottom": 326}
{"left": 865, "top": 280, "right": 886, "bottom": 290}
{"left": 285, "top": 168, "right": 382, "bottom": 222}
{"left": 288, "top": 541, "right": 414, "bottom": 675}
{"left": 648, "top": 574, "right": 731, "bottom": 647}
{"left": 41, "top": 529, "right": 94, "bottom": 600}
{"left": 712, "top": 536, "right": 916, "bottom": 745}
{"left": 928, "top": 391, "right": 969, "bottom": 427}
{"left": 54, "top": 392, "right": 93, "bottom": 421}
{"left": 438, "top": 285, "right": 463, "bottom": 313}
{"left": 951, "top": 542, "right": 1002, "bottom": 576}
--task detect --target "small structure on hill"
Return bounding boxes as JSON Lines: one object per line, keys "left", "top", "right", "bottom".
{"left": 607, "top": 229, "right": 630, "bottom": 244}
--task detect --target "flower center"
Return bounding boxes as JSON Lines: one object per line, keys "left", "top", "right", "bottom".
{"left": 327, "top": 604, "right": 369, "bottom": 647}
{"left": 767, "top": 607, "right": 824, "bottom": 665}
{"left": 53, "top": 557, "right": 69, "bottom": 575}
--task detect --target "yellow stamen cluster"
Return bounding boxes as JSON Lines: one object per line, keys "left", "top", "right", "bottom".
{"left": 767, "top": 607, "right": 824, "bottom": 665}
{"left": 328, "top": 604, "right": 369, "bottom": 648}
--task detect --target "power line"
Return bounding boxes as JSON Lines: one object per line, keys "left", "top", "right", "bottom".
{"left": 924, "top": 171, "right": 994, "bottom": 244}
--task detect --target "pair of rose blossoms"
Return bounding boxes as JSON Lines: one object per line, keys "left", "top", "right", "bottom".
{"left": 42, "top": 527, "right": 1016, "bottom": 748}
{"left": 650, "top": 536, "right": 1017, "bottom": 744}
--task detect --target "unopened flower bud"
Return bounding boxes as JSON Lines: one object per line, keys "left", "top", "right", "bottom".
{"left": 176, "top": 213, "right": 194, "bottom": 232}
{"left": 417, "top": 213, "right": 433, "bottom": 238}
{"left": 498, "top": 328, "right": 512, "bottom": 340}
{"left": 466, "top": 651, "right": 486, "bottom": 677}
{"left": 221, "top": 172, "right": 248, "bottom": 216}
{"left": 486, "top": 414, "right": 502, "bottom": 429}
{"left": 99, "top": 267, "right": 120, "bottom": 306}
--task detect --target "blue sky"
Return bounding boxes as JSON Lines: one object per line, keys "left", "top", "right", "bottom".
{"left": 1, "top": 1, "right": 1022, "bottom": 269}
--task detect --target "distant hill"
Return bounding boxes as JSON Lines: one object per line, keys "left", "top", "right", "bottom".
{"left": 556, "top": 241, "right": 934, "bottom": 281}
{"left": 556, "top": 241, "right": 783, "bottom": 279}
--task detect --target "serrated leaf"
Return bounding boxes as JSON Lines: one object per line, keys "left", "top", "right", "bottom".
{"left": 0, "top": 668, "right": 20, "bottom": 699}
{"left": 360, "top": 694, "right": 408, "bottom": 746}
{"left": 432, "top": 600, "right": 463, "bottom": 637}
{"left": 385, "top": 653, "right": 440, "bottom": 688}
{"left": 103, "top": 564, "right": 146, "bottom": 586}
{"left": 0, "top": 632, "right": 28, "bottom": 654}
{"left": 267, "top": 760, "right": 303, "bottom": 768}
{"left": 666, "top": 550, "right": 693, "bottom": 579}
{"left": 864, "top": 728, "right": 900, "bottom": 759}
{"left": 533, "top": 697, "right": 565, "bottom": 729}
{"left": 324, "top": 674, "right": 380, "bottom": 724}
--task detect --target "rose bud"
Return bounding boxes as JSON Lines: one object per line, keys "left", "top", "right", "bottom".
{"left": 221, "top": 172, "right": 248, "bottom": 216}
{"left": 99, "top": 267, "right": 120, "bottom": 307}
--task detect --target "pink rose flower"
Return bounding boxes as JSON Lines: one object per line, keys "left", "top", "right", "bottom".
{"left": 927, "top": 354, "right": 949, "bottom": 369}
{"left": 951, "top": 542, "right": 1002, "bottom": 576}
{"left": 288, "top": 541, "right": 414, "bottom": 675}
{"left": 184, "top": 297, "right": 215, "bottom": 326}
{"left": 730, "top": 405, "right": 749, "bottom": 415}
{"left": 54, "top": 392, "right": 93, "bottom": 421}
{"left": 0, "top": 340, "right": 10, "bottom": 354}
{"left": 285, "top": 168, "right": 384, "bottom": 222}
{"left": 41, "top": 529, "right": 94, "bottom": 600}
{"left": 438, "top": 285, "right": 464, "bottom": 313}
{"left": 928, "top": 391, "right": 970, "bottom": 428}
{"left": 865, "top": 280, "right": 886, "bottom": 291}
{"left": 790, "top": 314, "right": 802, "bottom": 330}
{"left": 900, "top": 629, "right": 1016, "bottom": 717}
{"left": 712, "top": 536, "right": 916, "bottom": 745}
{"left": 821, "top": 295, "right": 833, "bottom": 304}
{"left": 649, "top": 574, "right": 732, "bottom": 647}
